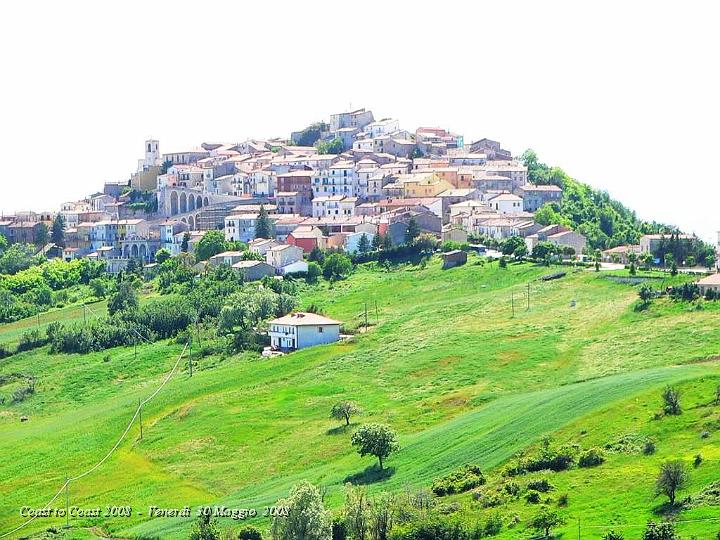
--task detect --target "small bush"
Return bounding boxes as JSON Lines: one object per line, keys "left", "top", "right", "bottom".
{"left": 237, "top": 525, "right": 263, "bottom": 540}
{"left": 437, "top": 502, "right": 461, "bottom": 515}
{"left": 578, "top": 448, "right": 605, "bottom": 468}
{"left": 527, "top": 478, "right": 554, "bottom": 493}
{"left": 525, "top": 490, "right": 541, "bottom": 504}
{"left": 558, "top": 493, "right": 569, "bottom": 507}
{"left": 694, "top": 454, "right": 703, "bottom": 468}
{"left": 662, "top": 386, "right": 682, "bottom": 415}
{"left": 502, "top": 481, "right": 520, "bottom": 497}
{"left": 0, "top": 343, "right": 12, "bottom": 359}
{"left": 11, "top": 385, "right": 35, "bottom": 404}
{"left": 602, "top": 531, "right": 625, "bottom": 540}
{"left": 700, "top": 430, "right": 710, "bottom": 439}
{"left": 431, "top": 464, "right": 486, "bottom": 496}
{"left": 484, "top": 513, "right": 502, "bottom": 536}
{"left": 473, "top": 490, "right": 504, "bottom": 508}
{"left": 643, "top": 440, "right": 657, "bottom": 455}
{"left": 17, "top": 329, "right": 47, "bottom": 352}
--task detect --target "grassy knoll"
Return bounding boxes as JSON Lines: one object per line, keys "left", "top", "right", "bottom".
{"left": 1, "top": 257, "right": 719, "bottom": 539}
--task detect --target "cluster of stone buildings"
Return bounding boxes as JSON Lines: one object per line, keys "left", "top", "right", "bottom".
{"left": 2, "top": 107, "right": 598, "bottom": 272}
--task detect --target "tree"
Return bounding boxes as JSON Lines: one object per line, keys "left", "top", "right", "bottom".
{"left": 195, "top": 230, "right": 227, "bottom": 262}
{"left": 655, "top": 461, "right": 688, "bottom": 506}
{"left": 413, "top": 233, "right": 438, "bottom": 254}
{"left": 640, "top": 251, "right": 654, "bottom": 268}
{"left": 662, "top": 386, "right": 681, "bottom": 415}
{"left": 323, "top": 253, "right": 353, "bottom": 281}
{"left": 189, "top": 512, "right": 220, "bottom": 540}
{"left": 529, "top": 506, "right": 565, "bottom": 538}
{"left": 256, "top": 205, "right": 273, "bottom": 239}
{"left": 532, "top": 241, "right": 557, "bottom": 260}
{"left": 715, "top": 384, "right": 720, "bottom": 405}
{"left": 307, "top": 262, "right": 322, "bottom": 284}
{"left": 381, "top": 234, "right": 392, "bottom": 251}
{"left": 357, "top": 234, "right": 371, "bottom": 254}
{"left": 181, "top": 232, "right": 190, "bottom": 253}
{"left": 108, "top": 280, "right": 139, "bottom": 316}
{"left": 271, "top": 481, "right": 332, "bottom": 540}
{"left": 51, "top": 214, "right": 66, "bottom": 248}
{"left": 371, "top": 233, "right": 382, "bottom": 251}
{"left": 35, "top": 223, "right": 49, "bottom": 247}
{"left": 664, "top": 253, "right": 675, "bottom": 269}
{"left": 0, "top": 232, "right": 7, "bottom": 253}
{"left": 89, "top": 278, "right": 108, "bottom": 299}
{"left": 309, "top": 246, "right": 326, "bottom": 265}
{"left": 155, "top": 248, "right": 171, "bottom": 264}
{"left": 404, "top": 218, "right": 420, "bottom": 244}
{"left": 603, "top": 532, "right": 625, "bottom": 540}
{"left": 316, "top": 137, "right": 344, "bottom": 154}
{"left": 0, "top": 243, "right": 38, "bottom": 274}
{"left": 642, "top": 521, "right": 678, "bottom": 540}
{"left": 594, "top": 249, "right": 601, "bottom": 272}
{"left": 638, "top": 284, "right": 654, "bottom": 306}
{"left": 502, "top": 236, "right": 525, "bottom": 257}
{"left": 344, "top": 484, "right": 371, "bottom": 540}
{"left": 293, "top": 122, "right": 327, "bottom": 147}
{"left": 331, "top": 401, "right": 362, "bottom": 426}
{"left": 670, "top": 261, "right": 678, "bottom": 276}
{"left": 351, "top": 424, "right": 399, "bottom": 470}
{"left": 498, "top": 256, "right": 508, "bottom": 268}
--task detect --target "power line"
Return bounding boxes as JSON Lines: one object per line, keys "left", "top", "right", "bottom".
{"left": 0, "top": 343, "right": 188, "bottom": 539}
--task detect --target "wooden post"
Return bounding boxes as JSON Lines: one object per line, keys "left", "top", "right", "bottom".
{"left": 189, "top": 338, "right": 193, "bottom": 378}
{"left": 83, "top": 303, "right": 87, "bottom": 326}
{"left": 375, "top": 300, "right": 379, "bottom": 324}
{"left": 364, "top": 302, "right": 368, "bottom": 330}
{"left": 139, "top": 399, "right": 143, "bottom": 440}
{"left": 511, "top": 292, "right": 515, "bottom": 317}
{"left": 527, "top": 282, "right": 530, "bottom": 311}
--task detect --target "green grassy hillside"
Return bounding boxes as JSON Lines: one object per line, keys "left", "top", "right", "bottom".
{"left": 1, "top": 258, "right": 719, "bottom": 539}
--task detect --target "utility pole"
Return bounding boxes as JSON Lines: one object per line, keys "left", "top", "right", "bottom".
{"left": 577, "top": 519, "right": 581, "bottom": 540}
{"left": 527, "top": 282, "right": 530, "bottom": 311}
{"left": 511, "top": 292, "right": 515, "bottom": 317}
{"left": 189, "top": 338, "right": 193, "bottom": 378}
{"left": 65, "top": 476, "right": 69, "bottom": 529}
{"left": 374, "top": 300, "right": 379, "bottom": 325}
{"left": 138, "top": 399, "right": 143, "bottom": 440}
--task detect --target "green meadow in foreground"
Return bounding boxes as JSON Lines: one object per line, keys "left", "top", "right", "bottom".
{"left": 0, "top": 258, "right": 719, "bottom": 539}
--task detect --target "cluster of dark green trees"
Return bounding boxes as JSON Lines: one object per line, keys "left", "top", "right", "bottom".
{"left": 520, "top": 150, "right": 708, "bottom": 255}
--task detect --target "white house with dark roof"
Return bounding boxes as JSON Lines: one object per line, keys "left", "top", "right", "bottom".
{"left": 268, "top": 312, "right": 342, "bottom": 351}
{"left": 489, "top": 193, "right": 524, "bottom": 214}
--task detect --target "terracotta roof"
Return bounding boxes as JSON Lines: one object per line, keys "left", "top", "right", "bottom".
{"left": 270, "top": 312, "right": 341, "bottom": 326}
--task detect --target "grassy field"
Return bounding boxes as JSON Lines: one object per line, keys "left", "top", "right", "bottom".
{"left": 1, "top": 257, "right": 719, "bottom": 539}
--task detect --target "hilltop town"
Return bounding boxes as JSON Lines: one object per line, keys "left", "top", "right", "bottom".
{"left": 3, "top": 107, "right": 717, "bottom": 279}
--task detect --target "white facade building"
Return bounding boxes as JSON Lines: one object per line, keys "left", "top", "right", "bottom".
{"left": 268, "top": 312, "right": 342, "bottom": 351}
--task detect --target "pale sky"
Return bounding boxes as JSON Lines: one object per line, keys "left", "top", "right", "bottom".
{"left": 1, "top": 1, "right": 718, "bottom": 242}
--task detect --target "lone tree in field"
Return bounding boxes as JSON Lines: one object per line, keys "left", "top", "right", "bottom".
{"left": 271, "top": 481, "right": 331, "bottom": 540}
{"left": 331, "top": 401, "right": 362, "bottom": 426}
{"left": 662, "top": 386, "right": 681, "bottom": 415}
{"left": 351, "top": 423, "right": 399, "bottom": 470}
{"left": 529, "top": 506, "right": 565, "bottom": 538}
{"left": 655, "top": 460, "right": 688, "bottom": 506}
{"left": 602, "top": 531, "right": 625, "bottom": 540}
{"left": 357, "top": 233, "right": 370, "bottom": 254}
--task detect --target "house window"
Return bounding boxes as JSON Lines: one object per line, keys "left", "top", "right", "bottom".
{"left": 318, "top": 326, "right": 324, "bottom": 333}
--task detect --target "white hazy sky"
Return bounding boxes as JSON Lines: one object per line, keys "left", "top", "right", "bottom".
{"left": 1, "top": 1, "right": 718, "bottom": 241}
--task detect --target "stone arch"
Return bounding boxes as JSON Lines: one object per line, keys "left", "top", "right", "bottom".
{"left": 123, "top": 245, "right": 130, "bottom": 258}
{"left": 204, "top": 197, "right": 210, "bottom": 207}
{"left": 196, "top": 197, "right": 203, "bottom": 209}
{"left": 188, "top": 215, "right": 195, "bottom": 229}
{"left": 131, "top": 244, "right": 139, "bottom": 258}
{"left": 139, "top": 244, "right": 147, "bottom": 260}
{"left": 179, "top": 192, "right": 187, "bottom": 214}
{"left": 189, "top": 194, "right": 196, "bottom": 211}
{"left": 181, "top": 217, "right": 187, "bottom": 224}
{"left": 170, "top": 191, "right": 179, "bottom": 215}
